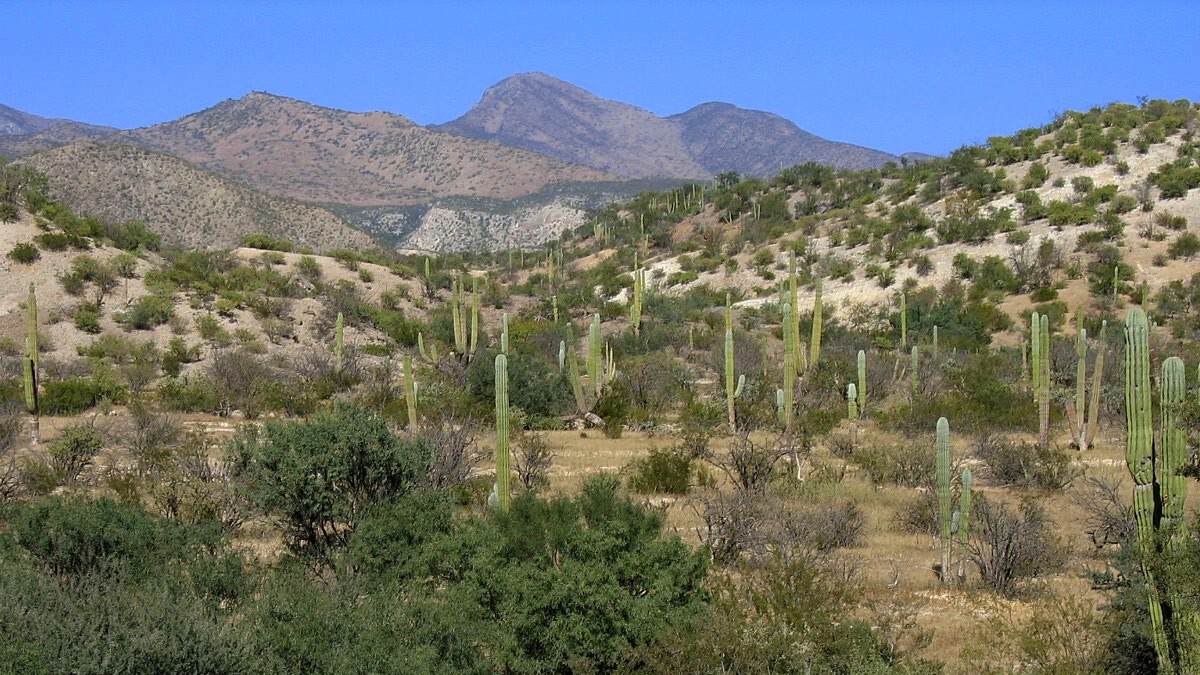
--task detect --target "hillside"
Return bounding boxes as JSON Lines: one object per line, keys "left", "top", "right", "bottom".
{"left": 20, "top": 142, "right": 376, "bottom": 250}
{"left": 438, "top": 72, "right": 897, "bottom": 178}
{"left": 118, "top": 91, "right": 613, "bottom": 206}
{"left": 0, "top": 103, "right": 115, "bottom": 158}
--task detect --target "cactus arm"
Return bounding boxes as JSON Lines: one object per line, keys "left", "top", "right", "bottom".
{"left": 494, "top": 354, "right": 511, "bottom": 512}
{"left": 936, "top": 417, "right": 952, "bottom": 584}
{"left": 847, "top": 383, "right": 858, "bottom": 421}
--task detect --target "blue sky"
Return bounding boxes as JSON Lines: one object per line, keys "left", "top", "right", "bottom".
{"left": 5, "top": 1, "right": 1198, "bottom": 156}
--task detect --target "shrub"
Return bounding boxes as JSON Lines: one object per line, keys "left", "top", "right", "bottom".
{"left": 626, "top": 447, "right": 693, "bottom": 495}
{"left": 852, "top": 441, "right": 936, "bottom": 487}
{"left": 1168, "top": 232, "right": 1200, "bottom": 259}
{"left": 965, "top": 496, "right": 1066, "bottom": 595}
{"left": 120, "top": 295, "right": 174, "bottom": 330}
{"left": 46, "top": 424, "right": 104, "bottom": 484}
{"left": 971, "top": 434, "right": 1075, "bottom": 491}
{"left": 7, "top": 242, "right": 39, "bottom": 264}
{"left": 40, "top": 376, "right": 127, "bottom": 415}
{"left": 72, "top": 306, "right": 102, "bottom": 334}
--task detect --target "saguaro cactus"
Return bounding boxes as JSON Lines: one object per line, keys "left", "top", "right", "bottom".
{"left": 847, "top": 383, "right": 858, "bottom": 421}
{"left": 403, "top": 354, "right": 419, "bottom": 430}
{"left": 1066, "top": 321, "right": 1106, "bottom": 451}
{"left": 1031, "top": 312, "right": 1051, "bottom": 449}
{"left": 588, "top": 314, "right": 602, "bottom": 397}
{"left": 494, "top": 353, "right": 511, "bottom": 512}
{"left": 936, "top": 417, "right": 952, "bottom": 584}
{"left": 809, "top": 276, "right": 823, "bottom": 369}
{"left": 724, "top": 294, "right": 738, "bottom": 431}
{"left": 780, "top": 300, "right": 797, "bottom": 432}
{"left": 334, "top": 312, "right": 344, "bottom": 372}
{"left": 910, "top": 345, "right": 919, "bottom": 397}
{"left": 856, "top": 350, "right": 867, "bottom": 415}
{"left": 899, "top": 292, "right": 907, "bottom": 348}
{"left": 24, "top": 283, "right": 39, "bottom": 444}
{"left": 631, "top": 255, "right": 645, "bottom": 336}
{"left": 958, "top": 468, "right": 972, "bottom": 584}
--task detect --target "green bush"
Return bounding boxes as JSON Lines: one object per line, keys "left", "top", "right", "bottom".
{"left": 626, "top": 447, "right": 693, "bottom": 495}
{"left": 72, "top": 306, "right": 102, "bottom": 334}
{"left": 40, "top": 376, "right": 128, "bottom": 415}
{"left": 121, "top": 295, "right": 175, "bottom": 330}
{"left": 7, "top": 242, "right": 39, "bottom": 264}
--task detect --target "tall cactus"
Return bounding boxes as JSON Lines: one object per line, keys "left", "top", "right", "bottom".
{"left": 558, "top": 340, "right": 566, "bottom": 371}
{"left": 932, "top": 325, "right": 939, "bottom": 359}
{"left": 1033, "top": 313, "right": 1051, "bottom": 449}
{"left": 808, "top": 276, "right": 823, "bottom": 369}
{"left": 588, "top": 314, "right": 602, "bottom": 398}
{"left": 780, "top": 300, "right": 796, "bottom": 432}
{"left": 493, "top": 354, "right": 511, "bottom": 512}
{"left": 333, "top": 312, "right": 344, "bottom": 372}
{"left": 1030, "top": 312, "right": 1042, "bottom": 402}
{"left": 565, "top": 326, "right": 588, "bottom": 415}
{"left": 725, "top": 294, "right": 738, "bottom": 431}
{"left": 1124, "top": 308, "right": 1171, "bottom": 670}
{"left": 899, "top": 292, "right": 907, "bottom": 348}
{"left": 910, "top": 345, "right": 919, "bottom": 397}
{"left": 500, "top": 312, "right": 510, "bottom": 356}
{"left": 958, "top": 468, "right": 972, "bottom": 584}
{"left": 847, "top": 383, "right": 858, "bottom": 421}
{"left": 856, "top": 350, "right": 867, "bottom": 416}
{"left": 1066, "top": 321, "right": 1106, "bottom": 451}
{"left": 469, "top": 277, "right": 480, "bottom": 356}
{"left": 936, "top": 417, "right": 952, "bottom": 584}
{"left": 24, "top": 283, "right": 39, "bottom": 444}
{"left": 403, "top": 354, "right": 419, "bottom": 430}
{"left": 630, "top": 255, "right": 645, "bottom": 336}
{"left": 451, "top": 276, "right": 465, "bottom": 354}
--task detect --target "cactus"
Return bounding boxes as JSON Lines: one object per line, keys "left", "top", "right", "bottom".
{"left": 1124, "top": 308, "right": 1171, "bottom": 670}
{"left": 1037, "top": 313, "right": 1051, "bottom": 449}
{"left": 1065, "top": 322, "right": 1106, "bottom": 451}
{"left": 936, "top": 417, "right": 952, "bottom": 584}
{"left": 630, "top": 255, "right": 645, "bottom": 336}
{"left": 403, "top": 354, "right": 419, "bottom": 430}
{"left": 24, "top": 283, "right": 39, "bottom": 444}
{"left": 451, "top": 276, "right": 464, "bottom": 353}
{"left": 910, "top": 345, "right": 919, "bottom": 397}
{"left": 493, "top": 354, "right": 511, "bottom": 512}
{"left": 932, "top": 325, "right": 939, "bottom": 359}
{"left": 469, "top": 277, "right": 480, "bottom": 356}
{"left": 334, "top": 312, "right": 344, "bottom": 372}
{"left": 724, "top": 294, "right": 738, "bottom": 431}
{"left": 588, "top": 314, "right": 602, "bottom": 397}
{"left": 552, "top": 294, "right": 559, "bottom": 325}
{"left": 558, "top": 340, "right": 566, "bottom": 371}
{"left": 501, "top": 312, "right": 510, "bottom": 356}
{"left": 780, "top": 300, "right": 796, "bottom": 432}
{"left": 775, "top": 388, "right": 786, "bottom": 428}
{"left": 958, "top": 468, "right": 972, "bottom": 584}
{"left": 1021, "top": 339, "right": 1029, "bottom": 384}
{"left": 808, "top": 276, "right": 823, "bottom": 369}
{"left": 847, "top": 383, "right": 858, "bottom": 421}
{"left": 899, "top": 292, "right": 907, "bottom": 348}
{"left": 1030, "top": 312, "right": 1041, "bottom": 402}
{"left": 856, "top": 350, "right": 866, "bottom": 416}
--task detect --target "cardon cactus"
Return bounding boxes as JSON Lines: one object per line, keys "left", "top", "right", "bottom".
{"left": 24, "top": 283, "right": 39, "bottom": 444}
{"left": 588, "top": 314, "right": 602, "bottom": 397}
{"left": 899, "top": 292, "right": 907, "bottom": 348}
{"left": 565, "top": 326, "right": 588, "bottom": 415}
{"left": 808, "top": 276, "right": 823, "bottom": 369}
{"left": 493, "top": 353, "right": 511, "bottom": 512}
{"left": 856, "top": 350, "right": 867, "bottom": 416}
{"left": 1031, "top": 312, "right": 1051, "bottom": 449}
{"left": 1123, "top": 308, "right": 1181, "bottom": 671}
{"left": 910, "top": 345, "right": 919, "bottom": 397}
{"left": 1065, "top": 321, "right": 1107, "bottom": 451}
{"left": 936, "top": 417, "right": 951, "bottom": 584}
{"left": 334, "top": 312, "right": 344, "bottom": 372}
{"left": 847, "top": 383, "right": 858, "bottom": 421}
{"left": 780, "top": 300, "right": 796, "bottom": 432}
{"left": 725, "top": 294, "right": 739, "bottom": 431}
{"left": 403, "top": 354, "right": 419, "bottom": 430}
{"left": 631, "top": 255, "right": 645, "bottom": 336}
{"left": 958, "top": 468, "right": 972, "bottom": 584}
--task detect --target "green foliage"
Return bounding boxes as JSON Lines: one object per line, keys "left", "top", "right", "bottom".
{"left": 229, "top": 404, "right": 433, "bottom": 560}
{"left": 40, "top": 374, "right": 127, "bottom": 415}
{"left": 7, "top": 241, "right": 39, "bottom": 264}
{"left": 72, "top": 305, "right": 102, "bottom": 334}
{"left": 104, "top": 220, "right": 161, "bottom": 251}
{"left": 120, "top": 294, "right": 175, "bottom": 330}
{"left": 626, "top": 447, "right": 693, "bottom": 495}
{"left": 240, "top": 233, "right": 296, "bottom": 252}
{"left": 468, "top": 345, "right": 572, "bottom": 419}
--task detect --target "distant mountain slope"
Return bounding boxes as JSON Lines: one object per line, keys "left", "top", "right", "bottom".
{"left": 21, "top": 142, "right": 376, "bottom": 251}
{"left": 438, "top": 72, "right": 898, "bottom": 179}
{"left": 118, "top": 92, "right": 612, "bottom": 206}
{"left": 0, "top": 103, "right": 116, "bottom": 158}
{"left": 437, "top": 72, "right": 709, "bottom": 178}
{"left": 669, "top": 102, "right": 897, "bottom": 176}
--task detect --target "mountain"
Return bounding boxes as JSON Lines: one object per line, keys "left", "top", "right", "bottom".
{"left": 438, "top": 72, "right": 897, "bottom": 179}
{"left": 20, "top": 142, "right": 376, "bottom": 251}
{"left": 118, "top": 92, "right": 612, "bottom": 207}
{"left": 0, "top": 103, "right": 116, "bottom": 158}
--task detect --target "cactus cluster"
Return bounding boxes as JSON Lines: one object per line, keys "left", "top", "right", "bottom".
{"left": 450, "top": 276, "right": 480, "bottom": 357}
{"left": 1123, "top": 308, "right": 1199, "bottom": 671}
